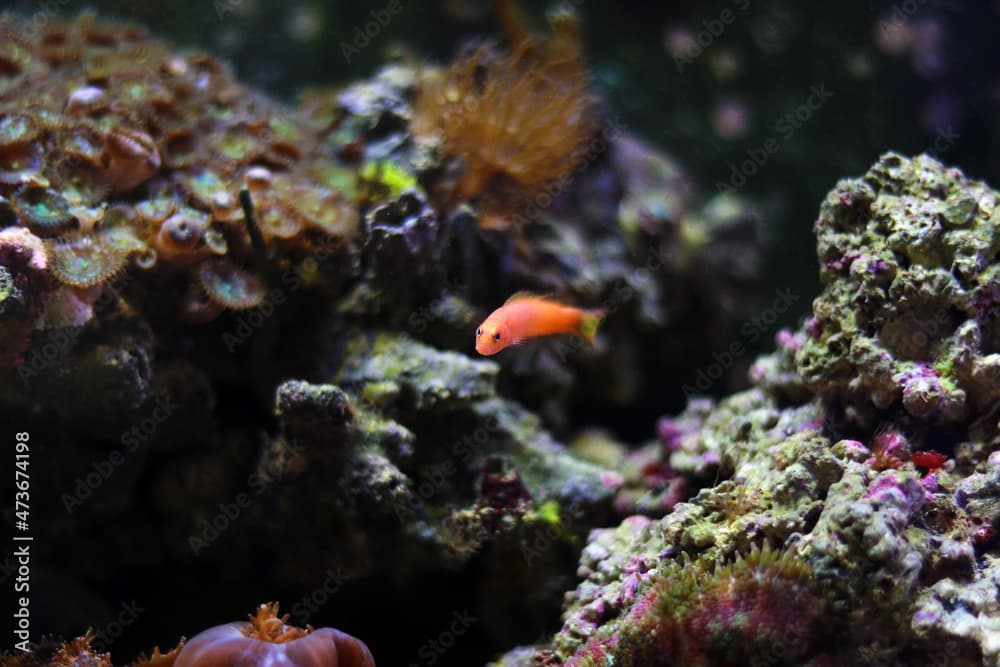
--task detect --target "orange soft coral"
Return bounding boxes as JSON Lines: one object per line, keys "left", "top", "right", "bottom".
{"left": 413, "top": 9, "right": 599, "bottom": 227}
{"left": 129, "top": 640, "right": 186, "bottom": 667}
{"left": 51, "top": 632, "right": 114, "bottom": 666}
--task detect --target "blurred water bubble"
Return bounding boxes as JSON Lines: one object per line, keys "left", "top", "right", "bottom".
{"left": 845, "top": 51, "right": 876, "bottom": 79}
{"left": 873, "top": 10, "right": 950, "bottom": 80}
{"left": 920, "top": 89, "right": 961, "bottom": 135}
{"left": 750, "top": 15, "right": 791, "bottom": 54}
{"left": 214, "top": 25, "right": 246, "bottom": 53}
{"left": 663, "top": 25, "right": 698, "bottom": 61}
{"left": 909, "top": 15, "right": 948, "bottom": 78}
{"left": 712, "top": 98, "right": 751, "bottom": 140}
{"left": 874, "top": 16, "right": 911, "bottom": 55}
{"left": 708, "top": 49, "right": 743, "bottom": 81}
{"left": 286, "top": 3, "right": 325, "bottom": 44}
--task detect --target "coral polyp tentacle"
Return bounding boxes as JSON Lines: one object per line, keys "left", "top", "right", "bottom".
{"left": 12, "top": 185, "right": 75, "bottom": 236}
{"left": 46, "top": 232, "right": 128, "bottom": 287}
{"left": 196, "top": 257, "right": 267, "bottom": 310}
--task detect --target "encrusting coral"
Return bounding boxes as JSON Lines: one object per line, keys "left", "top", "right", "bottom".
{"left": 242, "top": 332, "right": 617, "bottom": 578}
{"left": 0, "top": 11, "right": 363, "bottom": 354}
{"left": 796, "top": 152, "right": 1000, "bottom": 425}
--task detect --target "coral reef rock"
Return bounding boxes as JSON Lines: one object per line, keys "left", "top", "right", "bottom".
{"left": 492, "top": 153, "right": 1000, "bottom": 666}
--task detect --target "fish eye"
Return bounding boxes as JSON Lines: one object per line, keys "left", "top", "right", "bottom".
{"left": 493, "top": 332, "right": 501, "bottom": 341}
{"left": 476, "top": 328, "right": 482, "bottom": 337}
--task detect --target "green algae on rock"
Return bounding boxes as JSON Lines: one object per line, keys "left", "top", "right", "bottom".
{"left": 148, "top": 330, "right": 620, "bottom": 625}
{"left": 539, "top": 389, "right": 844, "bottom": 666}
{"left": 336, "top": 331, "right": 498, "bottom": 413}
{"left": 797, "top": 152, "right": 1000, "bottom": 425}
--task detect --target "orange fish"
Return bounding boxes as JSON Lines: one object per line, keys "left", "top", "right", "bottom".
{"left": 475, "top": 293, "right": 604, "bottom": 355}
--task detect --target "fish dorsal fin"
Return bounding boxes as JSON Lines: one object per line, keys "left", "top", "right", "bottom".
{"left": 504, "top": 290, "right": 539, "bottom": 304}
{"left": 504, "top": 291, "right": 557, "bottom": 305}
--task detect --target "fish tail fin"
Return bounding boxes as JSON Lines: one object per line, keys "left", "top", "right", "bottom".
{"left": 579, "top": 309, "right": 604, "bottom": 345}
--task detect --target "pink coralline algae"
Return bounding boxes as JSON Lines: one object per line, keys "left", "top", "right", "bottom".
{"left": 657, "top": 416, "right": 687, "bottom": 452}
{"left": 562, "top": 545, "right": 831, "bottom": 667}
{"left": 494, "top": 154, "right": 1000, "bottom": 666}
{"left": 775, "top": 327, "right": 805, "bottom": 352}
{"left": 611, "top": 443, "right": 691, "bottom": 517}
{"left": 795, "top": 153, "right": 1000, "bottom": 426}
{"left": 0, "top": 226, "right": 51, "bottom": 367}
{"left": 864, "top": 469, "right": 931, "bottom": 508}
{"left": 865, "top": 430, "right": 911, "bottom": 471}
{"left": 896, "top": 363, "right": 967, "bottom": 422}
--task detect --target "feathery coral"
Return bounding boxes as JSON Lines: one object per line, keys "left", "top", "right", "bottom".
{"left": 50, "top": 632, "right": 113, "bottom": 667}
{"left": 412, "top": 11, "right": 599, "bottom": 226}
{"left": 129, "top": 640, "right": 186, "bottom": 667}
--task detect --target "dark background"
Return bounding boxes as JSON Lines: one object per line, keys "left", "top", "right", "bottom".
{"left": 4, "top": 0, "right": 1000, "bottom": 664}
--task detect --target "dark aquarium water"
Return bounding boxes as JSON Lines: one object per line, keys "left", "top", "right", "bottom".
{"left": 2, "top": 0, "right": 1000, "bottom": 665}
